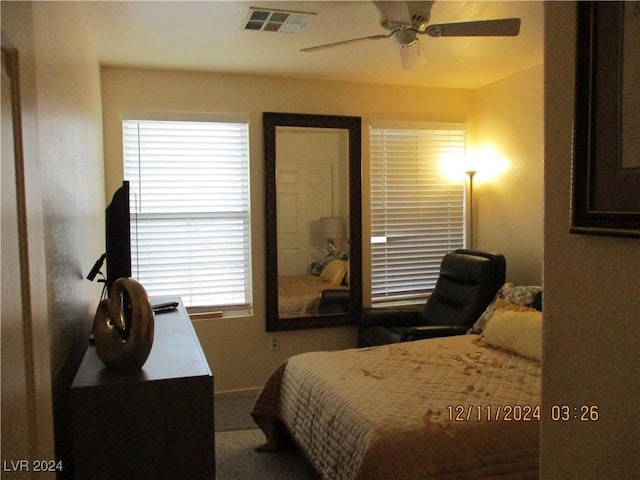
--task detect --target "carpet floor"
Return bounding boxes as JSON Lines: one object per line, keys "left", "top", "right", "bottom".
{"left": 215, "top": 429, "right": 320, "bottom": 480}
{"left": 215, "top": 390, "right": 260, "bottom": 431}
{"left": 214, "top": 391, "right": 319, "bottom": 479}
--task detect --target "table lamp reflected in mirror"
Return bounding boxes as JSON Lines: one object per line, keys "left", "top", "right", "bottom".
{"left": 320, "top": 216, "right": 344, "bottom": 255}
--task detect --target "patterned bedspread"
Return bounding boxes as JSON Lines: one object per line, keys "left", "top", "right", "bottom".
{"left": 252, "top": 334, "right": 541, "bottom": 480}
{"left": 278, "top": 275, "right": 345, "bottom": 317}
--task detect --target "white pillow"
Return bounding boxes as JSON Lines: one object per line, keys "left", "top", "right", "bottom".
{"left": 482, "top": 307, "right": 542, "bottom": 361}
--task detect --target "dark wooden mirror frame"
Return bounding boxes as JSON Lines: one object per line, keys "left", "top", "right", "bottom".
{"left": 264, "top": 112, "right": 362, "bottom": 331}
{"left": 571, "top": 1, "right": 640, "bottom": 237}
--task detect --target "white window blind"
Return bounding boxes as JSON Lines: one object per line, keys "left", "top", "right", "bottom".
{"left": 370, "top": 126, "right": 466, "bottom": 306}
{"left": 123, "top": 118, "right": 251, "bottom": 311}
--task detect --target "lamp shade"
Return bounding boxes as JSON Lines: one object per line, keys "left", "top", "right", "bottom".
{"left": 320, "top": 217, "right": 343, "bottom": 240}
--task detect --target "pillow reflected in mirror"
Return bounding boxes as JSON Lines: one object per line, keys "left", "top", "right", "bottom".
{"left": 320, "top": 260, "right": 348, "bottom": 286}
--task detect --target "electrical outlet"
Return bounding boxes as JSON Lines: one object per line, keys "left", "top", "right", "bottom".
{"left": 269, "top": 336, "right": 280, "bottom": 352}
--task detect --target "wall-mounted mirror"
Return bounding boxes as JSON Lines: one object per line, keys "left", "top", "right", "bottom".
{"left": 264, "top": 112, "right": 362, "bottom": 331}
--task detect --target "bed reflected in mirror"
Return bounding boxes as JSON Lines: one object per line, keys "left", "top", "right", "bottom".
{"left": 264, "top": 112, "right": 362, "bottom": 331}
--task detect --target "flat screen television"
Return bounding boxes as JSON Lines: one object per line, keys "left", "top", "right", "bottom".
{"left": 87, "top": 181, "right": 131, "bottom": 295}
{"left": 105, "top": 181, "right": 132, "bottom": 293}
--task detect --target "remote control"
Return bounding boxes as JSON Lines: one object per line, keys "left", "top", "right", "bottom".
{"left": 152, "top": 301, "right": 179, "bottom": 313}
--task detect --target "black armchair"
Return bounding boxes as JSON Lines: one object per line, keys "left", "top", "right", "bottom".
{"left": 318, "top": 289, "right": 350, "bottom": 314}
{"left": 359, "top": 249, "right": 506, "bottom": 347}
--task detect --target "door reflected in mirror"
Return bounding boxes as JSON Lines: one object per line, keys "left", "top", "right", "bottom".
{"left": 264, "top": 113, "right": 362, "bottom": 331}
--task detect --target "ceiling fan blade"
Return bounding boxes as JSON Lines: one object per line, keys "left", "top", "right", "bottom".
{"left": 405, "top": 1, "right": 435, "bottom": 29}
{"left": 425, "top": 18, "right": 521, "bottom": 37}
{"left": 373, "top": 1, "right": 412, "bottom": 25}
{"left": 399, "top": 42, "right": 428, "bottom": 70}
{"left": 301, "top": 33, "right": 391, "bottom": 52}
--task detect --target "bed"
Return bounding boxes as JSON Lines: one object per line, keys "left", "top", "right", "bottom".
{"left": 278, "top": 275, "right": 348, "bottom": 318}
{"left": 278, "top": 259, "right": 349, "bottom": 318}
{"left": 252, "top": 285, "right": 543, "bottom": 479}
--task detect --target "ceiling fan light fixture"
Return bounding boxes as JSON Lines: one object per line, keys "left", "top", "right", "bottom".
{"left": 243, "top": 7, "right": 316, "bottom": 34}
{"left": 399, "top": 41, "right": 428, "bottom": 69}
{"left": 392, "top": 28, "right": 418, "bottom": 47}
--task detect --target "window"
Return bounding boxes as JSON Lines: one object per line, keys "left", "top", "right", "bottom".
{"left": 123, "top": 117, "right": 251, "bottom": 314}
{"left": 370, "top": 126, "right": 466, "bottom": 306}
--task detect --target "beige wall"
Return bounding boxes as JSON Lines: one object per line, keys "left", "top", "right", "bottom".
{"left": 2, "top": 1, "right": 55, "bottom": 468}
{"left": 473, "top": 65, "right": 544, "bottom": 284}
{"left": 542, "top": 2, "right": 640, "bottom": 477}
{"left": 101, "top": 66, "right": 543, "bottom": 392}
{"left": 1, "top": 1, "right": 105, "bottom": 474}
{"left": 32, "top": 0, "right": 105, "bottom": 380}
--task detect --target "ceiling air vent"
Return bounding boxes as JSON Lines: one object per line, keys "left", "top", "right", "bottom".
{"left": 243, "top": 7, "right": 316, "bottom": 34}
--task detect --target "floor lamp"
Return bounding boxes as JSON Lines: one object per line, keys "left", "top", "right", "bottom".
{"left": 465, "top": 170, "right": 477, "bottom": 249}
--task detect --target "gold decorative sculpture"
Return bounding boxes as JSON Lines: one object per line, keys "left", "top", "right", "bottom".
{"left": 93, "top": 278, "right": 154, "bottom": 371}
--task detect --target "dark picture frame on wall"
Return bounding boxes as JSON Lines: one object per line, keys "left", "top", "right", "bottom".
{"left": 571, "top": 1, "right": 640, "bottom": 238}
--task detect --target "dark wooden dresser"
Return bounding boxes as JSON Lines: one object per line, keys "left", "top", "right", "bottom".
{"left": 71, "top": 298, "right": 215, "bottom": 479}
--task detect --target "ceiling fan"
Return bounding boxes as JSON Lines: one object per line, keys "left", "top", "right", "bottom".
{"left": 301, "top": 1, "right": 521, "bottom": 69}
